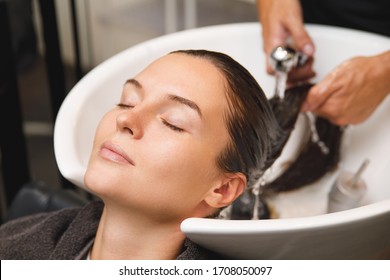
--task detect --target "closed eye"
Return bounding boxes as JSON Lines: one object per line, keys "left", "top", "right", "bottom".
{"left": 117, "top": 103, "right": 184, "bottom": 132}
{"left": 161, "top": 119, "right": 184, "bottom": 133}
{"left": 117, "top": 103, "right": 134, "bottom": 109}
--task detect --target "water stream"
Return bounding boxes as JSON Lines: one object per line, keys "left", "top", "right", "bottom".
{"left": 274, "top": 70, "right": 287, "bottom": 99}
{"left": 306, "top": 112, "right": 329, "bottom": 154}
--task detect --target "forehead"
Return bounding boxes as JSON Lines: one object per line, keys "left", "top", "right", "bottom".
{"left": 137, "top": 53, "right": 224, "bottom": 88}
{"left": 135, "top": 53, "right": 229, "bottom": 117}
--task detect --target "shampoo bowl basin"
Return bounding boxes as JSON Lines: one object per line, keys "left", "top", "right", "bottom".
{"left": 54, "top": 23, "right": 390, "bottom": 259}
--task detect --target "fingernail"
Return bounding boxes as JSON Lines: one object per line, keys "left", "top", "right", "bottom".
{"left": 303, "top": 44, "right": 314, "bottom": 56}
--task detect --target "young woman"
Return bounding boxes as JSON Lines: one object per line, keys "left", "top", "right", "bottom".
{"left": 0, "top": 49, "right": 280, "bottom": 259}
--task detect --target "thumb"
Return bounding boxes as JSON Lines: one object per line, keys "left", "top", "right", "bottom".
{"left": 302, "top": 78, "right": 335, "bottom": 112}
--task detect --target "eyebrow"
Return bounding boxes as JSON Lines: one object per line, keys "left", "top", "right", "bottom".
{"left": 125, "top": 78, "right": 143, "bottom": 89}
{"left": 167, "top": 94, "right": 203, "bottom": 118}
{"left": 125, "top": 78, "right": 202, "bottom": 118}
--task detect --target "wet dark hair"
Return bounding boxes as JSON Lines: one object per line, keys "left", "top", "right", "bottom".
{"left": 171, "top": 50, "right": 280, "bottom": 185}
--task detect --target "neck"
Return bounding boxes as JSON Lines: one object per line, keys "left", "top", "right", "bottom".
{"left": 90, "top": 203, "right": 186, "bottom": 260}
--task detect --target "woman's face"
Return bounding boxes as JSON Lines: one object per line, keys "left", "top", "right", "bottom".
{"left": 85, "top": 53, "right": 234, "bottom": 221}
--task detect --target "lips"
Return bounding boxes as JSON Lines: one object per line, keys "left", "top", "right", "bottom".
{"left": 99, "top": 141, "right": 135, "bottom": 165}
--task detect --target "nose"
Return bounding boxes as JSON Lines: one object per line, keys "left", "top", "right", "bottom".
{"left": 116, "top": 109, "right": 143, "bottom": 139}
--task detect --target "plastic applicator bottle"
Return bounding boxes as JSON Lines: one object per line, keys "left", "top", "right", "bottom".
{"left": 327, "top": 159, "right": 369, "bottom": 213}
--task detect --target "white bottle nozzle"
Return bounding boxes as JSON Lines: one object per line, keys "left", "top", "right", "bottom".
{"left": 350, "top": 159, "right": 370, "bottom": 187}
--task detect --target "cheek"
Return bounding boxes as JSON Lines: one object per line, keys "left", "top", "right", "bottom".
{"left": 146, "top": 121, "right": 224, "bottom": 171}
{"left": 93, "top": 112, "right": 116, "bottom": 145}
{"left": 135, "top": 141, "right": 219, "bottom": 217}
{"left": 87, "top": 112, "right": 117, "bottom": 168}
{"left": 84, "top": 112, "right": 119, "bottom": 191}
{"left": 141, "top": 134, "right": 221, "bottom": 194}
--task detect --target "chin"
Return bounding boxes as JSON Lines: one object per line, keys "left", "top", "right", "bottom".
{"left": 84, "top": 161, "right": 117, "bottom": 195}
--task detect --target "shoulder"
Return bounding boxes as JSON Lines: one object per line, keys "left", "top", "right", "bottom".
{"left": 0, "top": 201, "right": 103, "bottom": 259}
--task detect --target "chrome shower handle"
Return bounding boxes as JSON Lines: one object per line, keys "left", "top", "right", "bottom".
{"left": 270, "top": 46, "right": 308, "bottom": 73}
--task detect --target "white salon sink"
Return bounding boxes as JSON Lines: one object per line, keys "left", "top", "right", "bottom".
{"left": 54, "top": 22, "right": 390, "bottom": 259}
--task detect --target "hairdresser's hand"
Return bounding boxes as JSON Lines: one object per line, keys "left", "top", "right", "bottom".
{"left": 302, "top": 51, "right": 390, "bottom": 125}
{"left": 257, "top": 0, "right": 316, "bottom": 82}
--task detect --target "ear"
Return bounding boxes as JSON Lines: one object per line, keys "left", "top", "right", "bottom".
{"left": 204, "top": 173, "right": 246, "bottom": 208}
